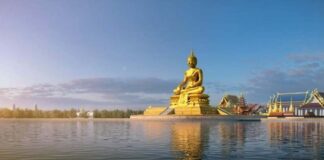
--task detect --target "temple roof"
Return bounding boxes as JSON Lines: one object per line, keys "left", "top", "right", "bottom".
{"left": 319, "top": 92, "right": 324, "bottom": 98}
{"left": 223, "top": 95, "right": 239, "bottom": 104}
{"left": 268, "top": 89, "right": 324, "bottom": 110}
{"left": 218, "top": 94, "right": 240, "bottom": 108}
{"left": 269, "top": 91, "right": 311, "bottom": 108}
{"left": 274, "top": 92, "right": 310, "bottom": 103}
{"left": 300, "top": 103, "right": 323, "bottom": 109}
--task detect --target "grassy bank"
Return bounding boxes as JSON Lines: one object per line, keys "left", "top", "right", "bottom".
{"left": 0, "top": 108, "right": 143, "bottom": 118}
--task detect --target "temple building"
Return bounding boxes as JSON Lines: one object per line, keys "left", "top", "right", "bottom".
{"left": 217, "top": 94, "right": 262, "bottom": 115}
{"left": 268, "top": 89, "right": 324, "bottom": 117}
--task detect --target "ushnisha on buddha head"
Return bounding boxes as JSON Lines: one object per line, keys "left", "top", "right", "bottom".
{"left": 187, "top": 52, "right": 197, "bottom": 68}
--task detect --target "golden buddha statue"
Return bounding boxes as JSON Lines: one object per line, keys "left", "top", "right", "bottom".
{"left": 173, "top": 51, "right": 205, "bottom": 105}
{"left": 170, "top": 50, "right": 211, "bottom": 115}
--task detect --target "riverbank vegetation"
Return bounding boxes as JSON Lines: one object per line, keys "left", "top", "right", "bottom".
{"left": 0, "top": 108, "right": 143, "bottom": 118}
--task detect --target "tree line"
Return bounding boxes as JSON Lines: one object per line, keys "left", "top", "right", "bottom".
{"left": 0, "top": 108, "right": 143, "bottom": 118}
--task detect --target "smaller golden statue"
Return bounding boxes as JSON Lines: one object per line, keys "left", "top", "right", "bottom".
{"left": 170, "top": 50, "right": 211, "bottom": 115}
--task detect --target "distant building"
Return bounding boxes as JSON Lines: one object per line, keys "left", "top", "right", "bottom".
{"left": 87, "top": 111, "right": 94, "bottom": 118}
{"left": 217, "top": 94, "right": 262, "bottom": 115}
{"left": 219, "top": 94, "right": 239, "bottom": 108}
{"left": 76, "top": 108, "right": 94, "bottom": 118}
{"left": 76, "top": 108, "right": 84, "bottom": 118}
{"left": 268, "top": 89, "right": 324, "bottom": 117}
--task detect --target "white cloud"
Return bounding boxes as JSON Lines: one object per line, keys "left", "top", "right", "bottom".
{"left": 245, "top": 53, "right": 324, "bottom": 103}
{"left": 0, "top": 77, "right": 177, "bottom": 109}
{"left": 1, "top": 53, "right": 323, "bottom": 108}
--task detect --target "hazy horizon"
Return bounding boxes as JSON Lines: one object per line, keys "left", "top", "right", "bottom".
{"left": 0, "top": 0, "right": 323, "bottom": 109}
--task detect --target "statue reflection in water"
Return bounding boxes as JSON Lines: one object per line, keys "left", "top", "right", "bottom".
{"left": 170, "top": 122, "right": 248, "bottom": 159}
{"left": 136, "top": 120, "right": 324, "bottom": 159}
{"left": 171, "top": 122, "right": 209, "bottom": 160}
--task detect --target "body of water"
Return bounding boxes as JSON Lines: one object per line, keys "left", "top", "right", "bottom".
{"left": 0, "top": 119, "right": 323, "bottom": 160}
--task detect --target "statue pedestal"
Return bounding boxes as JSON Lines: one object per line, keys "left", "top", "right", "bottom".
{"left": 170, "top": 94, "right": 213, "bottom": 115}
{"left": 143, "top": 106, "right": 167, "bottom": 116}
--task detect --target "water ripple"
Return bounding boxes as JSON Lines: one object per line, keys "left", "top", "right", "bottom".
{"left": 0, "top": 119, "right": 324, "bottom": 159}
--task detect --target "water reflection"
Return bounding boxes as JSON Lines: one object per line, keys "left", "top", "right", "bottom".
{"left": 171, "top": 122, "right": 208, "bottom": 160}
{"left": 140, "top": 120, "right": 324, "bottom": 159}
{"left": 1, "top": 120, "right": 324, "bottom": 159}
{"left": 267, "top": 121, "right": 323, "bottom": 144}
{"left": 216, "top": 122, "right": 249, "bottom": 159}
{"left": 140, "top": 121, "right": 171, "bottom": 140}
{"left": 266, "top": 121, "right": 324, "bottom": 159}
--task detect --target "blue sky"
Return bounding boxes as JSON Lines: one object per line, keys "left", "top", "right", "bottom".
{"left": 0, "top": 0, "right": 323, "bottom": 109}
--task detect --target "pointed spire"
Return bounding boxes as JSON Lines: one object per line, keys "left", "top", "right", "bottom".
{"left": 279, "top": 98, "right": 283, "bottom": 112}
{"left": 189, "top": 49, "right": 196, "bottom": 59}
{"left": 289, "top": 97, "right": 294, "bottom": 112}
{"left": 268, "top": 102, "right": 272, "bottom": 114}
{"left": 267, "top": 96, "right": 272, "bottom": 114}
{"left": 273, "top": 101, "right": 278, "bottom": 112}
{"left": 238, "top": 93, "right": 246, "bottom": 108}
{"left": 190, "top": 48, "right": 195, "bottom": 56}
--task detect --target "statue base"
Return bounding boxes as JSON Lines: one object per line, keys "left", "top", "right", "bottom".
{"left": 143, "top": 106, "right": 167, "bottom": 116}
{"left": 170, "top": 94, "right": 213, "bottom": 115}
{"left": 174, "top": 106, "right": 213, "bottom": 115}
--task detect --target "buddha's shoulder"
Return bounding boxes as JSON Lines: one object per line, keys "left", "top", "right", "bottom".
{"left": 194, "top": 68, "right": 202, "bottom": 72}
{"left": 185, "top": 68, "right": 202, "bottom": 74}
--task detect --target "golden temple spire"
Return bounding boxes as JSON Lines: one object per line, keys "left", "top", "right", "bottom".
{"left": 267, "top": 102, "right": 272, "bottom": 114}
{"left": 279, "top": 98, "right": 283, "bottom": 112}
{"left": 289, "top": 97, "right": 294, "bottom": 112}
{"left": 267, "top": 96, "right": 272, "bottom": 114}
{"left": 273, "top": 101, "right": 278, "bottom": 112}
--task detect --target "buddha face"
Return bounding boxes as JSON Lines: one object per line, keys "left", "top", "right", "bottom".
{"left": 187, "top": 57, "right": 197, "bottom": 68}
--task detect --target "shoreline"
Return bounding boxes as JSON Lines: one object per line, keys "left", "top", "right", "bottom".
{"left": 261, "top": 117, "right": 324, "bottom": 122}
{"left": 2, "top": 116, "right": 324, "bottom": 122}
{"left": 0, "top": 118, "right": 130, "bottom": 121}
{"left": 130, "top": 115, "right": 265, "bottom": 121}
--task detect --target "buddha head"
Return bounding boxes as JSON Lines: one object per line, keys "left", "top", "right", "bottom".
{"left": 187, "top": 51, "right": 197, "bottom": 68}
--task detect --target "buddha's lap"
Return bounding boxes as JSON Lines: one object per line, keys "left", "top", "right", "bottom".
{"left": 180, "top": 86, "right": 204, "bottom": 94}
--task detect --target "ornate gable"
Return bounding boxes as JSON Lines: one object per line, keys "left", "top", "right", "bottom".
{"left": 311, "top": 89, "right": 324, "bottom": 107}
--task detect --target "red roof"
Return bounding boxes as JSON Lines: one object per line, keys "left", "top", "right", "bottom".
{"left": 247, "top": 104, "right": 261, "bottom": 111}
{"left": 300, "top": 103, "right": 323, "bottom": 109}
